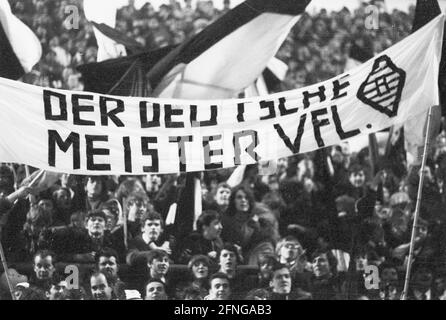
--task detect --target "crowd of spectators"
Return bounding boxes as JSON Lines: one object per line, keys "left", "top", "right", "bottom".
{"left": 1, "top": 0, "right": 446, "bottom": 300}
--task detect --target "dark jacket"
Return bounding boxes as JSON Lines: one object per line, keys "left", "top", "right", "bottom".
{"left": 49, "top": 227, "right": 122, "bottom": 262}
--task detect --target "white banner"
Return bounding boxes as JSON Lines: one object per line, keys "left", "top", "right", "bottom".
{"left": 0, "top": 15, "right": 444, "bottom": 175}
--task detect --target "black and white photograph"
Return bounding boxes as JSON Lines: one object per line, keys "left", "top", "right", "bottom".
{"left": 0, "top": 0, "right": 446, "bottom": 304}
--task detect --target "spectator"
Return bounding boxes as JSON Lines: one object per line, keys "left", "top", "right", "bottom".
{"left": 205, "top": 272, "right": 231, "bottom": 300}
{"left": 205, "top": 182, "right": 231, "bottom": 213}
{"left": 46, "top": 272, "right": 68, "bottom": 300}
{"left": 244, "top": 253, "right": 276, "bottom": 290}
{"left": 11, "top": 204, "right": 53, "bottom": 262}
{"left": 221, "top": 185, "right": 268, "bottom": 259}
{"left": 89, "top": 271, "right": 114, "bottom": 300}
{"left": 50, "top": 210, "right": 123, "bottom": 263}
{"left": 268, "top": 261, "right": 311, "bottom": 300}
{"left": 52, "top": 187, "right": 74, "bottom": 225}
{"left": 178, "top": 210, "right": 223, "bottom": 264}
{"left": 276, "top": 236, "right": 312, "bottom": 291}
{"left": 176, "top": 255, "right": 211, "bottom": 300}
{"left": 127, "top": 211, "right": 172, "bottom": 265}
{"left": 407, "top": 262, "right": 434, "bottom": 300}
{"left": 144, "top": 279, "right": 168, "bottom": 300}
{"left": 216, "top": 243, "right": 249, "bottom": 299}
{"left": 96, "top": 248, "right": 126, "bottom": 300}
{"left": 310, "top": 249, "right": 342, "bottom": 300}
{"left": 29, "top": 250, "right": 57, "bottom": 293}
{"left": 84, "top": 176, "right": 109, "bottom": 211}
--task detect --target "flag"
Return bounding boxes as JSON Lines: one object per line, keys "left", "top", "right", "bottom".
{"left": 78, "top": 0, "right": 311, "bottom": 98}
{"left": 151, "top": 0, "right": 310, "bottom": 99}
{"left": 20, "top": 169, "right": 61, "bottom": 194}
{"left": 404, "top": 0, "right": 444, "bottom": 166}
{"left": 0, "top": 0, "right": 41, "bottom": 79}
{"left": 83, "top": 0, "right": 127, "bottom": 62}
{"left": 227, "top": 165, "right": 247, "bottom": 188}
{"left": 77, "top": 45, "right": 175, "bottom": 95}
{"left": 90, "top": 21, "right": 145, "bottom": 55}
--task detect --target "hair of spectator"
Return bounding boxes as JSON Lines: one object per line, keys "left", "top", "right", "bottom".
{"left": 89, "top": 271, "right": 108, "bottom": 283}
{"left": 52, "top": 187, "right": 71, "bottom": 201}
{"left": 95, "top": 247, "right": 120, "bottom": 264}
{"left": 215, "top": 182, "right": 231, "bottom": 192}
{"left": 257, "top": 253, "right": 277, "bottom": 267}
{"left": 226, "top": 185, "right": 255, "bottom": 216}
{"left": 146, "top": 249, "right": 169, "bottom": 264}
{"left": 187, "top": 254, "right": 211, "bottom": 270}
{"left": 208, "top": 272, "right": 230, "bottom": 287}
{"left": 140, "top": 211, "right": 164, "bottom": 229}
{"left": 218, "top": 242, "right": 241, "bottom": 264}
{"left": 86, "top": 210, "right": 107, "bottom": 221}
{"left": 115, "top": 178, "right": 146, "bottom": 206}
{"left": 275, "top": 236, "right": 301, "bottom": 256}
{"left": 33, "top": 250, "right": 56, "bottom": 264}
{"left": 181, "top": 285, "right": 202, "bottom": 299}
{"left": 310, "top": 249, "right": 338, "bottom": 275}
{"left": 196, "top": 210, "right": 220, "bottom": 234}
{"left": 65, "top": 288, "right": 87, "bottom": 300}
{"left": 84, "top": 176, "right": 109, "bottom": 198}
{"left": 101, "top": 199, "right": 119, "bottom": 217}
{"left": 145, "top": 278, "right": 166, "bottom": 289}
{"left": 244, "top": 288, "right": 270, "bottom": 300}
{"left": 0, "top": 165, "right": 15, "bottom": 192}
{"left": 126, "top": 191, "right": 149, "bottom": 207}
{"left": 143, "top": 278, "right": 166, "bottom": 299}
{"left": 25, "top": 204, "right": 53, "bottom": 229}
{"left": 49, "top": 271, "right": 67, "bottom": 287}
{"left": 348, "top": 163, "right": 366, "bottom": 175}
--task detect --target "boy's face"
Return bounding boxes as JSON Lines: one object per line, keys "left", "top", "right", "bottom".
{"left": 149, "top": 256, "right": 170, "bottom": 276}
{"left": 209, "top": 278, "right": 230, "bottom": 300}
{"left": 270, "top": 268, "right": 291, "bottom": 294}
{"left": 145, "top": 281, "right": 167, "bottom": 300}
{"left": 34, "top": 255, "right": 55, "bottom": 280}
{"left": 127, "top": 199, "right": 147, "bottom": 222}
{"left": 143, "top": 219, "right": 163, "bottom": 241}
{"left": 219, "top": 249, "right": 237, "bottom": 272}
{"left": 349, "top": 170, "right": 365, "bottom": 188}
{"left": 215, "top": 187, "right": 231, "bottom": 206}
{"left": 312, "top": 254, "right": 331, "bottom": 278}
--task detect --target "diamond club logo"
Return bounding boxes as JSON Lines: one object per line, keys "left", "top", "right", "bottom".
{"left": 357, "top": 55, "right": 406, "bottom": 118}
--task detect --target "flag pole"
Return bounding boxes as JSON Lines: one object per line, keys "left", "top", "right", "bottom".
{"left": 401, "top": 105, "right": 435, "bottom": 300}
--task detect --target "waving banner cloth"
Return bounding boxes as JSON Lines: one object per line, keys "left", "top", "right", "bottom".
{"left": 78, "top": 0, "right": 311, "bottom": 97}
{"left": 83, "top": 0, "right": 127, "bottom": 62}
{"left": 0, "top": 0, "right": 42, "bottom": 79}
{"left": 0, "top": 15, "right": 444, "bottom": 175}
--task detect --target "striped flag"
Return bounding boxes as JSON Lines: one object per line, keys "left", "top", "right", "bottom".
{"left": 78, "top": 0, "right": 310, "bottom": 98}
{"left": 404, "top": 0, "right": 444, "bottom": 166}
{"left": 151, "top": 0, "right": 310, "bottom": 99}
{"left": 0, "top": 0, "right": 41, "bottom": 79}
{"left": 83, "top": 0, "right": 127, "bottom": 62}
